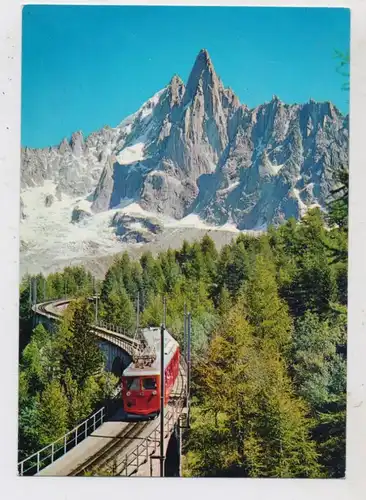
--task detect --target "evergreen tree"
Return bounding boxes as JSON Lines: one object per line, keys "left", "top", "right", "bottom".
{"left": 159, "top": 249, "right": 180, "bottom": 293}
{"left": 244, "top": 255, "right": 293, "bottom": 351}
{"left": 102, "top": 288, "right": 135, "bottom": 332}
{"left": 188, "top": 302, "right": 320, "bottom": 478}
{"left": 37, "top": 380, "right": 68, "bottom": 447}
{"left": 21, "top": 324, "right": 50, "bottom": 393}
{"left": 18, "top": 396, "right": 41, "bottom": 460}
{"left": 141, "top": 293, "right": 164, "bottom": 327}
{"left": 292, "top": 312, "right": 346, "bottom": 409}
{"left": 100, "top": 268, "right": 117, "bottom": 304}
{"left": 63, "top": 299, "right": 104, "bottom": 385}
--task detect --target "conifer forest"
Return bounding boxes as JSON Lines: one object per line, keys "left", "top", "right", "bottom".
{"left": 18, "top": 169, "right": 348, "bottom": 478}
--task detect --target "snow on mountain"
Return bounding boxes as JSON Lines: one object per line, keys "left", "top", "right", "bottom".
{"left": 20, "top": 48, "right": 348, "bottom": 275}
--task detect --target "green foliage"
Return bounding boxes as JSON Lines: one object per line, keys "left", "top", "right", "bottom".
{"left": 186, "top": 304, "right": 320, "bottom": 478}
{"left": 316, "top": 403, "right": 346, "bottom": 478}
{"left": 19, "top": 200, "right": 347, "bottom": 477}
{"left": 37, "top": 380, "right": 69, "bottom": 447}
{"left": 244, "top": 255, "right": 293, "bottom": 352}
{"left": 292, "top": 312, "right": 346, "bottom": 409}
{"left": 63, "top": 299, "right": 104, "bottom": 385}
{"left": 100, "top": 287, "right": 135, "bottom": 332}
{"left": 141, "top": 293, "right": 164, "bottom": 327}
{"left": 335, "top": 49, "right": 350, "bottom": 92}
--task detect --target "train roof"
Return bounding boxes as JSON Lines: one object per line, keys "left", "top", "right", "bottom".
{"left": 122, "top": 327, "right": 179, "bottom": 377}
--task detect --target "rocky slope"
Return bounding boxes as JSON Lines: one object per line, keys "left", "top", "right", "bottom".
{"left": 21, "top": 49, "right": 348, "bottom": 233}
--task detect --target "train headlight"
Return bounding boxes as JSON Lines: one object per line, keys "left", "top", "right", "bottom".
{"left": 152, "top": 390, "right": 157, "bottom": 395}
{"left": 126, "top": 391, "right": 131, "bottom": 397}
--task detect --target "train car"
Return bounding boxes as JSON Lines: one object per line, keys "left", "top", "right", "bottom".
{"left": 121, "top": 327, "right": 180, "bottom": 418}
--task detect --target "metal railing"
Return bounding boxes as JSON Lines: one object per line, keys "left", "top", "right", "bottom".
{"left": 18, "top": 407, "right": 106, "bottom": 476}
{"left": 103, "top": 364, "right": 187, "bottom": 477}
{"left": 95, "top": 328, "right": 138, "bottom": 356}
{"left": 35, "top": 299, "right": 140, "bottom": 355}
{"left": 96, "top": 319, "right": 131, "bottom": 337}
{"left": 117, "top": 399, "right": 185, "bottom": 476}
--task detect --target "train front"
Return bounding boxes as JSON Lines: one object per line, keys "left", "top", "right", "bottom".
{"left": 122, "top": 329, "right": 160, "bottom": 418}
{"left": 122, "top": 372, "right": 160, "bottom": 417}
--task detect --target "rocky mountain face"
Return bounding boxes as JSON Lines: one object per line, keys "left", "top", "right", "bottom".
{"left": 21, "top": 49, "right": 348, "bottom": 230}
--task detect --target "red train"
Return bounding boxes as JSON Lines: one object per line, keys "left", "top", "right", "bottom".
{"left": 121, "top": 327, "right": 180, "bottom": 418}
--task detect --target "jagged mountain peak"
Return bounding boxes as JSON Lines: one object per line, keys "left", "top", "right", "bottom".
{"left": 21, "top": 49, "right": 349, "bottom": 234}
{"left": 169, "top": 74, "right": 184, "bottom": 86}
{"left": 184, "top": 48, "right": 221, "bottom": 104}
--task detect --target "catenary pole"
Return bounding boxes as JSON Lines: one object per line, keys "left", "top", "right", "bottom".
{"left": 136, "top": 293, "right": 140, "bottom": 331}
{"left": 95, "top": 293, "right": 98, "bottom": 325}
{"left": 160, "top": 323, "right": 165, "bottom": 477}
{"left": 93, "top": 277, "right": 98, "bottom": 324}
{"left": 29, "top": 278, "right": 32, "bottom": 309}
{"left": 163, "top": 296, "right": 167, "bottom": 326}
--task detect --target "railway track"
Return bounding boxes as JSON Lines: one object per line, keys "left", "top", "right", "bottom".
{"left": 70, "top": 421, "right": 151, "bottom": 476}
{"left": 32, "top": 299, "right": 188, "bottom": 477}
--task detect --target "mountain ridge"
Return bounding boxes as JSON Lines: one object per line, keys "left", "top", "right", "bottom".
{"left": 21, "top": 49, "right": 349, "bottom": 230}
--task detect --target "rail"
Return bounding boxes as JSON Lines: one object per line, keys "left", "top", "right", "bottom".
{"left": 96, "top": 319, "right": 131, "bottom": 337}
{"left": 108, "top": 395, "right": 185, "bottom": 476}
{"left": 121, "top": 402, "right": 184, "bottom": 476}
{"left": 18, "top": 406, "right": 106, "bottom": 476}
{"left": 23, "top": 299, "right": 188, "bottom": 477}
{"left": 34, "top": 299, "right": 141, "bottom": 356}
{"left": 100, "top": 364, "right": 187, "bottom": 477}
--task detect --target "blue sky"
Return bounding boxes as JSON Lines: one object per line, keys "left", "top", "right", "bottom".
{"left": 21, "top": 5, "right": 350, "bottom": 148}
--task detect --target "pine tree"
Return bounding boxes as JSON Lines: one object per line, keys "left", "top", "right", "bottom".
{"left": 21, "top": 324, "right": 50, "bottom": 393}
{"left": 159, "top": 249, "right": 180, "bottom": 293}
{"left": 244, "top": 255, "right": 293, "bottom": 351}
{"left": 292, "top": 312, "right": 345, "bottom": 409}
{"left": 188, "top": 301, "right": 320, "bottom": 478}
{"left": 100, "top": 268, "right": 117, "bottom": 304}
{"left": 102, "top": 288, "right": 135, "bottom": 332}
{"left": 141, "top": 293, "right": 164, "bottom": 327}
{"left": 115, "top": 288, "right": 135, "bottom": 332}
{"left": 37, "top": 380, "right": 68, "bottom": 447}
{"left": 63, "top": 369, "right": 100, "bottom": 428}
{"left": 63, "top": 299, "right": 104, "bottom": 385}
{"left": 18, "top": 396, "right": 41, "bottom": 460}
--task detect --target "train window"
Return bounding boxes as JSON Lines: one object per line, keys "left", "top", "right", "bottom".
{"left": 126, "top": 378, "right": 140, "bottom": 391}
{"left": 142, "top": 378, "right": 157, "bottom": 390}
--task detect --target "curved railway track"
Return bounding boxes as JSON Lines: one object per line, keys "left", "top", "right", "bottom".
{"left": 32, "top": 299, "right": 188, "bottom": 477}
{"left": 34, "top": 299, "right": 140, "bottom": 355}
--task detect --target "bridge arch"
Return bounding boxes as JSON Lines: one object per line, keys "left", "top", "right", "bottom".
{"left": 99, "top": 340, "right": 132, "bottom": 376}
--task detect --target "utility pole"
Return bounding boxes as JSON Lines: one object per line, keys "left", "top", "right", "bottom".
{"left": 43, "top": 278, "right": 46, "bottom": 301}
{"left": 32, "top": 277, "right": 37, "bottom": 328}
{"left": 95, "top": 292, "right": 98, "bottom": 325}
{"left": 93, "top": 276, "right": 98, "bottom": 325}
{"left": 163, "top": 296, "right": 167, "bottom": 326}
{"left": 29, "top": 278, "right": 32, "bottom": 309}
{"left": 32, "top": 277, "right": 37, "bottom": 307}
{"left": 136, "top": 293, "right": 140, "bottom": 331}
{"left": 160, "top": 323, "right": 165, "bottom": 477}
{"left": 187, "top": 312, "right": 192, "bottom": 427}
